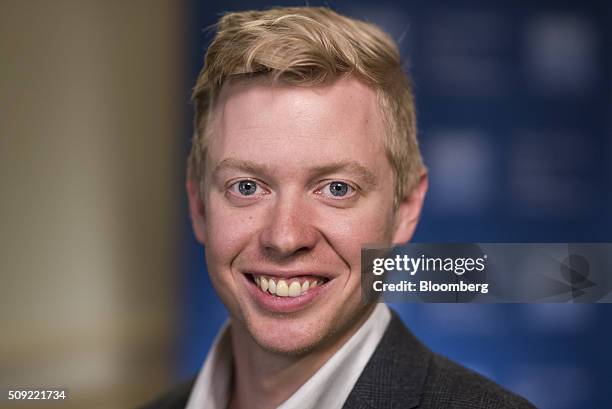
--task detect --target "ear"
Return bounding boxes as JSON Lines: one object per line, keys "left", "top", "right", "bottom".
{"left": 186, "top": 173, "right": 207, "bottom": 245}
{"left": 392, "top": 171, "right": 428, "bottom": 245}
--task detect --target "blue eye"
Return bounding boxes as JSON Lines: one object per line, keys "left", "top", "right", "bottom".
{"left": 227, "top": 179, "right": 269, "bottom": 202}
{"left": 237, "top": 180, "right": 258, "bottom": 196}
{"left": 329, "top": 182, "right": 349, "bottom": 197}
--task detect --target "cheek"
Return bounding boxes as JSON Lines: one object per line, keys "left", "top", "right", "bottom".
{"left": 319, "top": 204, "right": 396, "bottom": 271}
{"left": 342, "top": 170, "right": 398, "bottom": 244}
{"left": 204, "top": 195, "right": 261, "bottom": 266}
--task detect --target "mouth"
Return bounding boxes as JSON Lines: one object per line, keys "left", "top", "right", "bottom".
{"left": 248, "top": 274, "right": 329, "bottom": 297}
{"left": 244, "top": 273, "right": 332, "bottom": 313}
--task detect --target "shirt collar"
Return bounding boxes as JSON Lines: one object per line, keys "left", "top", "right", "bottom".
{"left": 185, "top": 320, "right": 232, "bottom": 409}
{"left": 185, "top": 303, "right": 391, "bottom": 409}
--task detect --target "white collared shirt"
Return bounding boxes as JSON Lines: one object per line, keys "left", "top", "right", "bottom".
{"left": 185, "top": 303, "right": 391, "bottom": 409}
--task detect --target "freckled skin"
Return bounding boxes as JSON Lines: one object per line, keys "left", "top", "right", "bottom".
{"left": 188, "top": 77, "right": 426, "bottom": 355}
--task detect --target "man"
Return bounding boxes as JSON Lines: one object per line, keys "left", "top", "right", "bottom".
{"left": 144, "top": 6, "right": 535, "bottom": 409}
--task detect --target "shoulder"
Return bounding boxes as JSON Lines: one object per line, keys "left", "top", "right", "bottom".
{"left": 135, "top": 377, "right": 196, "bottom": 409}
{"left": 345, "top": 309, "right": 537, "bottom": 409}
{"left": 420, "top": 352, "right": 536, "bottom": 409}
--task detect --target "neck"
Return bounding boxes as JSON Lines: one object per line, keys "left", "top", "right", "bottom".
{"left": 228, "top": 305, "right": 376, "bottom": 409}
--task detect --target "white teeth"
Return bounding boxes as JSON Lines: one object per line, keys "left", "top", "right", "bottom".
{"left": 254, "top": 275, "right": 324, "bottom": 297}
{"left": 288, "top": 281, "right": 301, "bottom": 297}
{"left": 268, "top": 279, "right": 277, "bottom": 295}
{"left": 276, "top": 280, "right": 289, "bottom": 297}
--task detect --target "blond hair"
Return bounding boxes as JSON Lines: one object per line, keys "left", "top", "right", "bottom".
{"left": 189, "top": 6, "right": 424, "bottom": 205}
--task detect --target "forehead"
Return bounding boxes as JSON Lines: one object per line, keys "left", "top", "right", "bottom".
{"left": 206, "top": 76, "right": 389, "bottom": 175}
{"left": 217, "top": 75, "right": 381, "bottom": 126}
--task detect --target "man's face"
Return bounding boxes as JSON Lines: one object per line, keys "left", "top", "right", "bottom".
{"left": 189, "top": 77, "right": 424, "bottom": 354}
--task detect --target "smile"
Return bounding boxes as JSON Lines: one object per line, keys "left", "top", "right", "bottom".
{"left": 244, "top": 272, "right": 332, "bottom": 313}
{"left": 252, "top": 275, "right": 326, "bottom": 297}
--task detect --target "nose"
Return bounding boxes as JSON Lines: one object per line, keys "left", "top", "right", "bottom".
{"left": 259, "top": 192, "right": 318, "bottom": 259}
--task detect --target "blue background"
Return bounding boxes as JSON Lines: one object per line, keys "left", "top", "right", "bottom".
{"left": 179, "top": 1, "right": 612, "bottom": 408}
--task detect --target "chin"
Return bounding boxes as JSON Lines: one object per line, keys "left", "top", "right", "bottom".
{"left": 245, "top": 313, "right": 333, "bottom": 356}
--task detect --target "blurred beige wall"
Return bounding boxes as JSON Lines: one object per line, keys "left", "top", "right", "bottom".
{"left": 0, "top": 1, "right": 186, "bottom": 408}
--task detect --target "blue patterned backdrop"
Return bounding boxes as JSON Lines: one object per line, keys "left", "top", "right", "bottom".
{"left": 179, "top": 1, "right": 612, "bottom": 408}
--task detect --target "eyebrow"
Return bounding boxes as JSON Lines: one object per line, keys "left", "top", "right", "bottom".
{"left": 212, "top": 158, "right": 379, "bottom": 188}
{"left": 212, "top": 158, "right": 275, "bottom": 178}
{"left": 309, "top": 162, "right": 379, "bottom": 188}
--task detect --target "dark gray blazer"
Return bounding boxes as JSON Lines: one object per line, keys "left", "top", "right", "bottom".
{"left": 140, "top": 311, "right": 536, "bottom": 409}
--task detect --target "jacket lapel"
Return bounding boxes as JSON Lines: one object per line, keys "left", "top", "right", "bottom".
{"left": 343, "top": 309, "right": 430, "bottom": 409}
